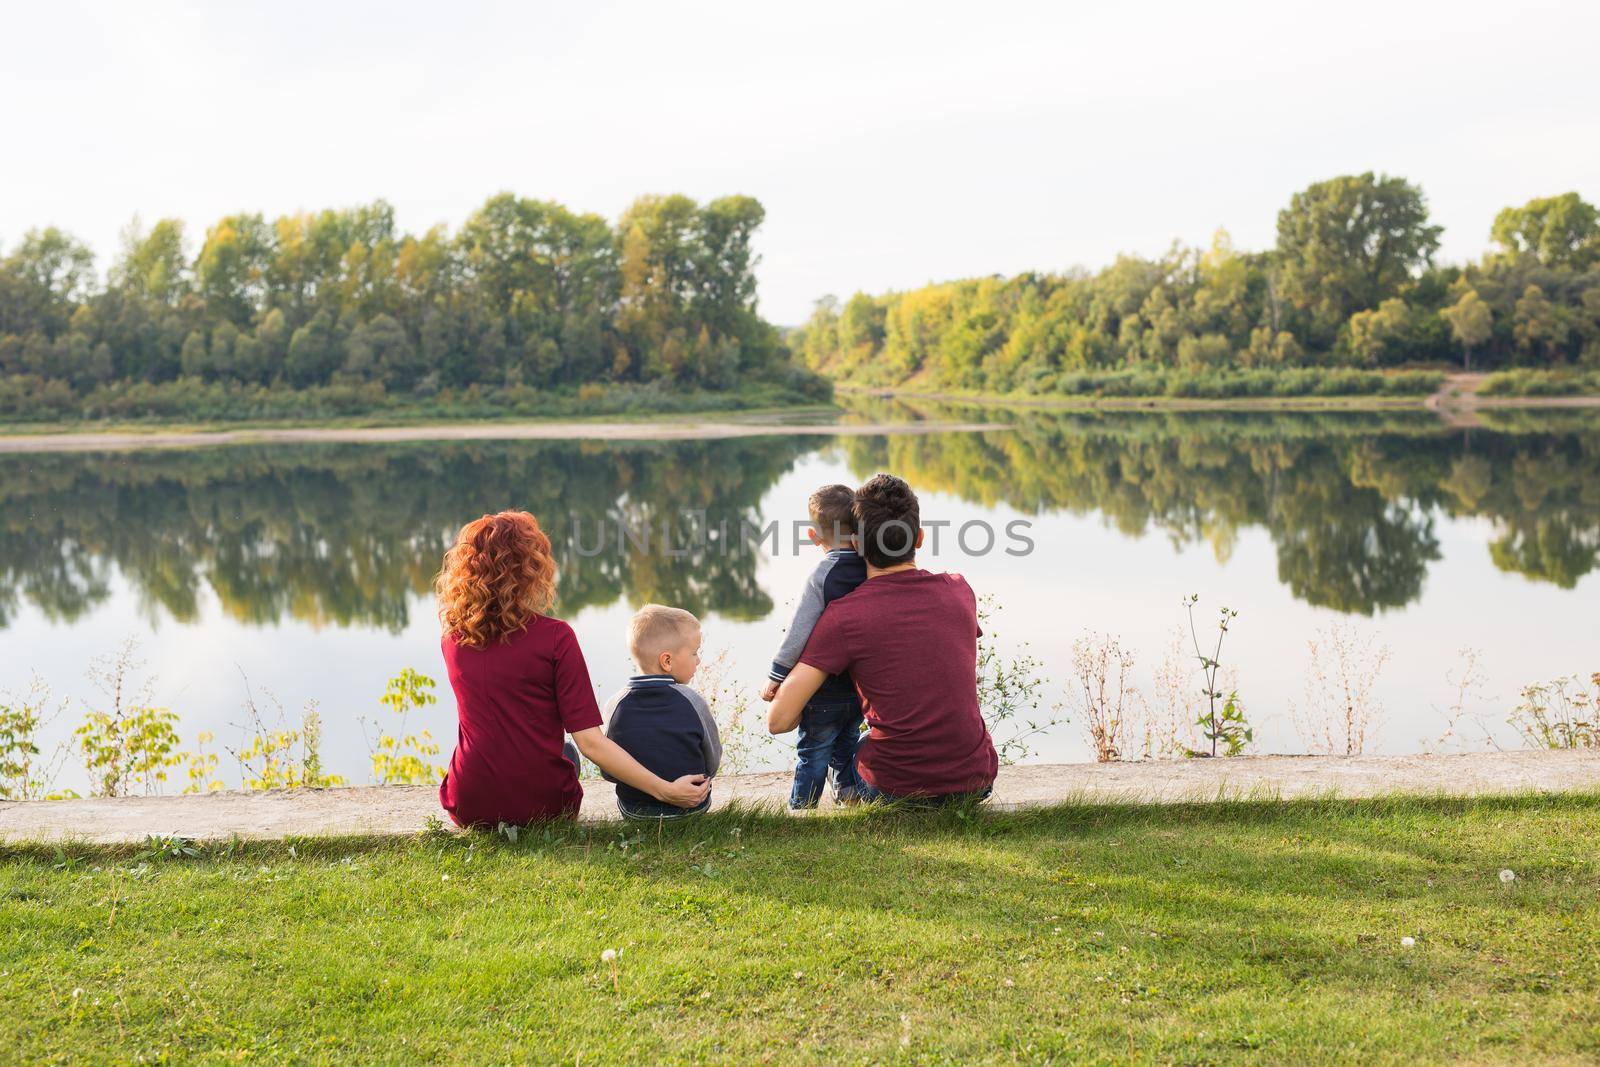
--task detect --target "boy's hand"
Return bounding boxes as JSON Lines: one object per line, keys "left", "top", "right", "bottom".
{"left": 759, "top": 680, "right": 780, "bottom": 702}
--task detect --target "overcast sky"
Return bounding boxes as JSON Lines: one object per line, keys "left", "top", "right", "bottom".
{"left": 4, "top": 0, "right": 1597, "bottom": 323}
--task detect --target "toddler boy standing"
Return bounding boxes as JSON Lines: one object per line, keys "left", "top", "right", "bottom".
{"left": 762, "top": 484, "right": 867, "bottom": 808}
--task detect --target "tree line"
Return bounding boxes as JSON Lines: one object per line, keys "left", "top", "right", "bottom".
{"left": 792, "top": 177, "right": 1600, "bottom": 393}
{"left": 0, "top": 193, "right": 822, "bottom": 408}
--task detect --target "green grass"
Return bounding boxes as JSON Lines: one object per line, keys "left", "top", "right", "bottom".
{"left": 838, "top": 367, "right": 1448, "bottom": 403}
{"left": 0, "top": 375, "right": 834, "bottom": 432}
{"left": 4, "top": 794, "right": 1598, "bottom": 1064}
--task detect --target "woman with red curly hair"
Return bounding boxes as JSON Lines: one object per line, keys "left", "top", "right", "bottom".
{"left": 435, "top": 510, "right": 710, "bottom": 825}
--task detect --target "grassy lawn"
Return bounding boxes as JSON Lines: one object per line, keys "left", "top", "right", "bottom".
{"left": 3, "top": 793, "right": 1598, "bottom": 1064}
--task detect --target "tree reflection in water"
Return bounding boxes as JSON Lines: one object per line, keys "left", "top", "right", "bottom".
{"left": 839, "top": 405, "right": 1600, "bottom": 616}
{"left": 0, "top": 409, "right": 1595, "bottom": 628}
{"left": 0, "top": 437, "right": 818, "bottom": 631}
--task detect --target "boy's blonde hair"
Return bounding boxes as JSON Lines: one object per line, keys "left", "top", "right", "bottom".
{"left": 627, "top": 604, "right": 700, "bottom": 670}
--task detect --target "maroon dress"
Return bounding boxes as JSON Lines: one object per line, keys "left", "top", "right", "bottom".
{"left": 438, "top": 616, "right": 602, "bottom": 826}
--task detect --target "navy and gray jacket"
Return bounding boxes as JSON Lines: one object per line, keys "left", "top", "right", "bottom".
{"left": 768, "top": 547, "right": 867, "bottom": 703}
{"left": 601, "top": 674, "right": 722, "bottom": 809}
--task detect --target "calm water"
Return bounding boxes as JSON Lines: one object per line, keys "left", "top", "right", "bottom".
{"left": 4, "top": 402, "right": 1597, "bottom": 791}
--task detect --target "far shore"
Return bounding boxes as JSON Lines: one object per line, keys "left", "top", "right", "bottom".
{"left": 838, "top": 380, "right": 1600, "bottom": 415}
{"left": 5, "top": 375, "right": 1598, "bottom": 451}
{"left": 0, "top": 414, "right": 1012, "bottom": 454}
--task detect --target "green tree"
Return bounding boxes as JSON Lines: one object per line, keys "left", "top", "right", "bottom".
{"left": 1274, "top": 173, "right": 1442, "bottom": 351}
{"left": 111, "top": 219, "right": 189, "bottom": 305}
{"left": 195, "top": 213, "right": 271, "bottom": 325}
{"left": 285, "top": 310, "right": 343, "bottom": 386}
{"left": 179, "top": 329, "right": 210, "bottom": 379}
{"left": 840, "top": 292, "right": 886, "bottom": 357}
{"left": 0, "top": 228, "right": 96, "bottom": 339}
{"left": 1345, "top": 297, "right": 1416, "bottom": 366}
{"left": 250, "top": 307, "right": 289, "bottom": 383}
{"left": 1439, "top": 287, "right": 1493, "bottom": 370}
{"left": 345, "top": 313, "right": 421, "bottom": 388}
{"left": 1513, "top": 285, "right": 1570, "bottom": 364}
{"left": 1491, "top": 192, "right": 1600, "bottom": 270}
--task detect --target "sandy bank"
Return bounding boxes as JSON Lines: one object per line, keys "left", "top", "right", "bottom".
{"left": 0, "top": 417, "right": 1012, "bottom": 454}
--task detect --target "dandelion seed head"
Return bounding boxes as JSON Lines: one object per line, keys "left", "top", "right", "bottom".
{"left": 601, "top": 949, "right": 617, "bottom": 963}
{"left": 1400, "top": 936, "right": 1416, "bottom": 948}
{"left": 1499, "top": 869, "right": 1515, "bottom": 884}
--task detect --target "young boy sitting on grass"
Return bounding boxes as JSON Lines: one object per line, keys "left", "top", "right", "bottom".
{"left": 602, "top": 604, "right": 721, "bottom": 821}
{"left": 760, "top": 484, "right": 867, "bottom": 808}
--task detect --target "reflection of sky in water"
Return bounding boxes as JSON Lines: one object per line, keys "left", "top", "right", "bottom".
{"left": 4, "top": 425, "right": 1598, "bottom": 793}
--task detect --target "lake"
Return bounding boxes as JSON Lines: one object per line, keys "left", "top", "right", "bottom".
{"left": 3, "top": 400, "right": 1597, "bottom": 792}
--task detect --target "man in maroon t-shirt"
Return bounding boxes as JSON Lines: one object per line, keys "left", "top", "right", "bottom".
{"left": 764, "top": 474, "right": 997, "bottom": 802}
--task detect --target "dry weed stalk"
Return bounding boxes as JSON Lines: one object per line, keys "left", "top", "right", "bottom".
{"left": 1295, "top": 623, "right": 1391, "bottom": 756}
{"left": 1428, "top": 647, "right": 1494, "bottom": 752}
{"left": 696, "top": 648, "right": 774, "bottom": 774}
{"left": 1150, "top": 627, "right": 1202, "bottom": 758}
{"left": 1070, "top": 633, "right": 1138, "bottom": 762}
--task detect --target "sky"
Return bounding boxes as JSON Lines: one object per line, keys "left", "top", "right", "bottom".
{"left": 3, "top": 0, "right": 1598, "bottom": 324}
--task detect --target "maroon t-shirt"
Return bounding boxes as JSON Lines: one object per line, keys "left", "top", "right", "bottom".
{"left": 799, "top": 569, "right": 997, "bottom": 797}
{"left": 438, "top": 616, "right": 602, "bottom": 826}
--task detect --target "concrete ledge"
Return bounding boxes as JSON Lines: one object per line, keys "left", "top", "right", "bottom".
{"left": 3, "top": 751, "right": 1596, "bottom": 845}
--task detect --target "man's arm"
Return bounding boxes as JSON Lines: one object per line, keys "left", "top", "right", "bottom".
{"left": 679, "top": 686, "right": 723, "bottom": 777}
{"left": 769, "top": 561, "right": 832, "bottom": 683}
{"left": 765, "top": 663, "right": 827, "bottom": 735}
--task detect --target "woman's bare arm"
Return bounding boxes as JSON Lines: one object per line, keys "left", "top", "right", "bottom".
{"left": 571, "top": 727, "right": 710, "bottom": 808}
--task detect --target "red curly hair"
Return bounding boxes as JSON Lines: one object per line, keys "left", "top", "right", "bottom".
{"left": 435, "top": 511, "right": 558, "bottom": 647}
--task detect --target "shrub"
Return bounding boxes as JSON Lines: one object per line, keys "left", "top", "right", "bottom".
{"left": 976, "top": 598, "right": 1060, "bottom": 763}
{"left": 0, "top": 372, "right": 833, "bottom": 425}
{"left": 365, "top": 668, "right": 444, "bottom": 785}
{"left": 1036, "top": 367, "right": 1440, "bottom": 399}
{"left": 233, "top": 694, "right": 346, "bottom": 791}
{"left": 0, "top": 678, "right": 66, "bottom": 800}
{"left": 1509, "top": 674, "right": 1598, "bottom": 750}
{"left": 73, "top": 640, "right": 183, "bottom": 797}
{"left": 1479, "top": 369, "right": 1600, "bottom": 397}
{"left": 1183, "top": 596, "right": 1250, "bottom": 757}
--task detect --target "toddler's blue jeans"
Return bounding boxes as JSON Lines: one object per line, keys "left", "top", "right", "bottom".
{"left": 789, "top": 699, "right": 865, "bottom": 809}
